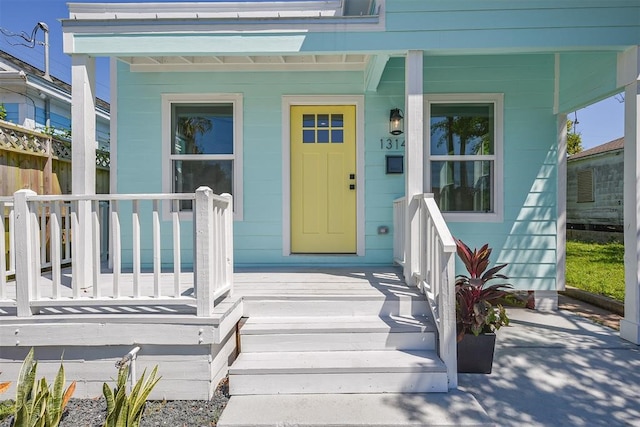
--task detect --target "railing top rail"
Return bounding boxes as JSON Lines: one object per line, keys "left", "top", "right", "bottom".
{"left": 11, "top": 190, "right": 231, "bottom": 208}
{"left": 413, "top": 193, "right": 456, "bottom": 252}
{"left": 24, "top": 193, "right": 196, "bottom": 202}
{"left": 393, "top": 196, "right": 406, "bottom": 203}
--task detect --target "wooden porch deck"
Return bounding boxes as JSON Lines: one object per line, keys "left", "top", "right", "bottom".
{"left": 0, "top": 266, "right": 409, "bottom": 318}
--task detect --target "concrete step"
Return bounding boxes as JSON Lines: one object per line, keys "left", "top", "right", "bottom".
{"left": 241, "top": 295, "right": 430, "bottom": 317}
{"left": 229, "top": 350, "right": 448, "bottom": 395}
{"left": 240, "top": 315, "right": 437, "bottom": 352}
{"left": 217, "top": 392, "right": 494, "bottom": 427}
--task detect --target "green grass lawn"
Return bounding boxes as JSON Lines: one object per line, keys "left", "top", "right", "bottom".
{"left": 566, "top": 240, "right": 625, "bottom": 302}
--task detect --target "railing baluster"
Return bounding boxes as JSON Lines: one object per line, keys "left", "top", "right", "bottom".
{"left": 222, "top": 193, "right": 234, "bottom": 294}
{"left": 172, "top": 200, "right": 181, "bottom": 297}
{"left": 213, "top": 205, "right": 221, "bottom": 292}
{"left": 40, "top": 203, "right": 47, "bottom": 267}
{"left": 132, "top": 199, "right": 141, "bottom": 297}
{"left": 92, "top": 200, "right": 101, "bottom": 298}
{"left": 32, "top": 201, "right": 42, "bottom": 300}
{"left": 70, "top": 201, "right": 80, "bottom": 299}
{"left": 50, "top": 202, "right": 61, "bottom": 299}
{"left": 9, "top": 206, "right": 15, "bottom": 274}
{"left": 111, "top": 200, "right": 121, "bottom": 297}
{"left": 153, "top": 200, "right": 161, "bottom": 297}
{"left": 63, "top": 202, "right": 71, "bottom": 263}
{"left": 0, "top": 201, "right": 6, "bottom": 299}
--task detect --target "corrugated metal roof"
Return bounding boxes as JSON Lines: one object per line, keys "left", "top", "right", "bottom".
{"left": 568, "top": 137, "right": 624, "bottom": 161}
{"left": 0, "top": 50, "right": 110, "bottom": 113}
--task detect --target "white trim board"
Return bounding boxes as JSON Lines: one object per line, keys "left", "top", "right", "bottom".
{"left": 281, "top": 95, "right": 365, "bottom": 257}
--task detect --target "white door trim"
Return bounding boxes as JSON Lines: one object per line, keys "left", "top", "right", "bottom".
{"left": 282, "top": 95, "right": 365, "bottom": 257}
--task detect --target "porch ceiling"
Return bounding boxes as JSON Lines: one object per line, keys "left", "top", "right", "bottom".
{"left": 118, "top": 53, "right": 372, "bottom": 72}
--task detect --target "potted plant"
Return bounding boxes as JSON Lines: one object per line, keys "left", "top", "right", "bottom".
{"left": 455, "top": 238, "right": 512, "bottom": 373}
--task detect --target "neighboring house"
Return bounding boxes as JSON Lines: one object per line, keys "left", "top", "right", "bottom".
{"left": 567, "top": 137, "right": 624, "bottom": 242}
{"left": 1, "top": 0, "right": 639, "bottom": 406}
{"left": 0, "top": 49, "right": 110, "bottom": 150}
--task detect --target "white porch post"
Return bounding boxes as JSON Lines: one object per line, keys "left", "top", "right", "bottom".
{"left": 621, "top": 47, "right": 640, "bottom": 344}
{"left": 71, "top": 54, "right": 96, "bottom": 285}
{"left": 403, "top": 50, "right": 424, "bottom": 284}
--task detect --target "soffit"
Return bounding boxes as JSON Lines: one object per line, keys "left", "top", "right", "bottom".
{"left": 118, "top": 53, "right": 372, "bottom": 72}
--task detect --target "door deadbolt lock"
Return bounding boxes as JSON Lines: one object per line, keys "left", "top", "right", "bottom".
{"left": 349, "top": 174, "right": 355, "bottom": 180}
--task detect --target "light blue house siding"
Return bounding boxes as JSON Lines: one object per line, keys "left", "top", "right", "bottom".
{"left": 115, "top": 62, "right": 401, "bottom": 267}
{"left": 115, "top": 52, "right": 559, "bottom": 290}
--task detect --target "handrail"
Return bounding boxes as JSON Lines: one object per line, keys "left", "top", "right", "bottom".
{"left": 410, "top": 193, "right": 457, "bottom": 389}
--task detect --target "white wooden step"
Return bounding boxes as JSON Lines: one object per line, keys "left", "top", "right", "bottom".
{"left": 242, "top": 295, "right": 430, "bottom": 317}
{"left": 229, "top": 350, "right": 448, "bottom": 394}
{"left": 217, "top": 392, "right": 494, "bottom": 427}
{"left": 240, "top": 315, "right": 436, "bottom": 352}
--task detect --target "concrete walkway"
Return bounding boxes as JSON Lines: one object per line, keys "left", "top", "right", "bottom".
{"left": 459, "top": 307, "right": 640, "bottom": 427}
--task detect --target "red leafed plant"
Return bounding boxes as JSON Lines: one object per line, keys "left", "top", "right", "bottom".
{"left": 455, "top": 238, "right": 512, "bottom": 341}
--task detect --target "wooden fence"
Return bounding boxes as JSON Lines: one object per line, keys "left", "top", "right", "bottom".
{"left": 0, "top": 120, "right": 109, "bottom": 196}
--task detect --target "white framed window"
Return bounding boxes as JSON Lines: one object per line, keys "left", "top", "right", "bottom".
{"left": 162, "top": 93, "right": 243, "bottom": 220}
{"left": 425, "top": 93, "right": 503, "bottom": 222}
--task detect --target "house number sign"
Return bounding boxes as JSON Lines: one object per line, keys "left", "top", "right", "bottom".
{"left": 380, "top": 138, "right": 405, "bottom": 150}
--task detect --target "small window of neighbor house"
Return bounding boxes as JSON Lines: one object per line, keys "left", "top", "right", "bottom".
{"left": 577, "top": 169, "right": 594, "bottom": 203}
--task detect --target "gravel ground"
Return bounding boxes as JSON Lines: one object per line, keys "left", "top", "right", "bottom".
{"left": 0, "top": 377, "right": 229, "bottom": 427}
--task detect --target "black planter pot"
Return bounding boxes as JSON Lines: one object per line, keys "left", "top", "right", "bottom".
{"left": 456, "top": 332, "right": 496, "bottom": 374}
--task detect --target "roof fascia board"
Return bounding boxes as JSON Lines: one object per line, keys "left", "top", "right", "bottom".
{"left": 61, "top": 16, "right": 381, "bottom": 35}
{"left": 568, "top": 148, "right": 624, "bottom": 162}
{"left": 25, "top": 77, "right": 110, "bottom": 117}
{"left": 26, "top": 75, "right": 72, "bottom": 101}
{"left": 0, "top": 71, "right": 27, "bottom": 86}
{"left": 67, "top": 1, "right": 346, "bottom": 18}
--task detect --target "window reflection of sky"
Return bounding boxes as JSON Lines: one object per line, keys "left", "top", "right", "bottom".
{"left": 172, "top": 104, "right": 234, "bottom": 155}
{"left": 430, "top": 103, "right": 493, "bottom": 156}
{"left": 176, "top": 115, "right": 233, "bottom": 154}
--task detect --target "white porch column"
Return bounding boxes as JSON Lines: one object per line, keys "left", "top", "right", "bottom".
{"left": 621, "top": 47, "right": 640, "bottom": 344}
{"left": 71, "top": 54, "right": 96, "bottom": 285}
{"left": 403, "top": 50, "right": 424, "bottom": 284}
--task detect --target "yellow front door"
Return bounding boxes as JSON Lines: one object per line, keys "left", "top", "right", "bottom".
{"left": 291, "top": 105, "right": 356, "bottom": 253}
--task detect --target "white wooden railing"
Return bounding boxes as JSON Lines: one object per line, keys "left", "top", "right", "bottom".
{"left": 395, "top": 193, "right": 457, "bottom": 388}
{"left": 1, "top": 186, "right": 233, "bottom": 318}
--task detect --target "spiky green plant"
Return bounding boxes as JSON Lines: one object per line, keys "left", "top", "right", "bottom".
{"left": 103, "top": 365, "right": 160, "bottom": 427}
{"left": 11, "top": 348, "right": 76, "bottom": 427}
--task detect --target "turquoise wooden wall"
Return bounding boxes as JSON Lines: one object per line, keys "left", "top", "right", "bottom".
{"left": 115, "top": 52, "right": 559, "bottom": 289}
{"left": 115, "top": 61, "right": 401, "bottom": 267}
{"left": 376, "top": 54, "right": 558, "bottom": 291}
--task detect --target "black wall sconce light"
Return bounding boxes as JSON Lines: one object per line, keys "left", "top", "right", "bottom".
{"left": 389, "top": 108, "right": 404, "bottom": 135}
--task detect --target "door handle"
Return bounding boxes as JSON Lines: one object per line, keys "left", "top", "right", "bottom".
{"left": 349, "top": 184, "right": 356, "bottom": 190}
